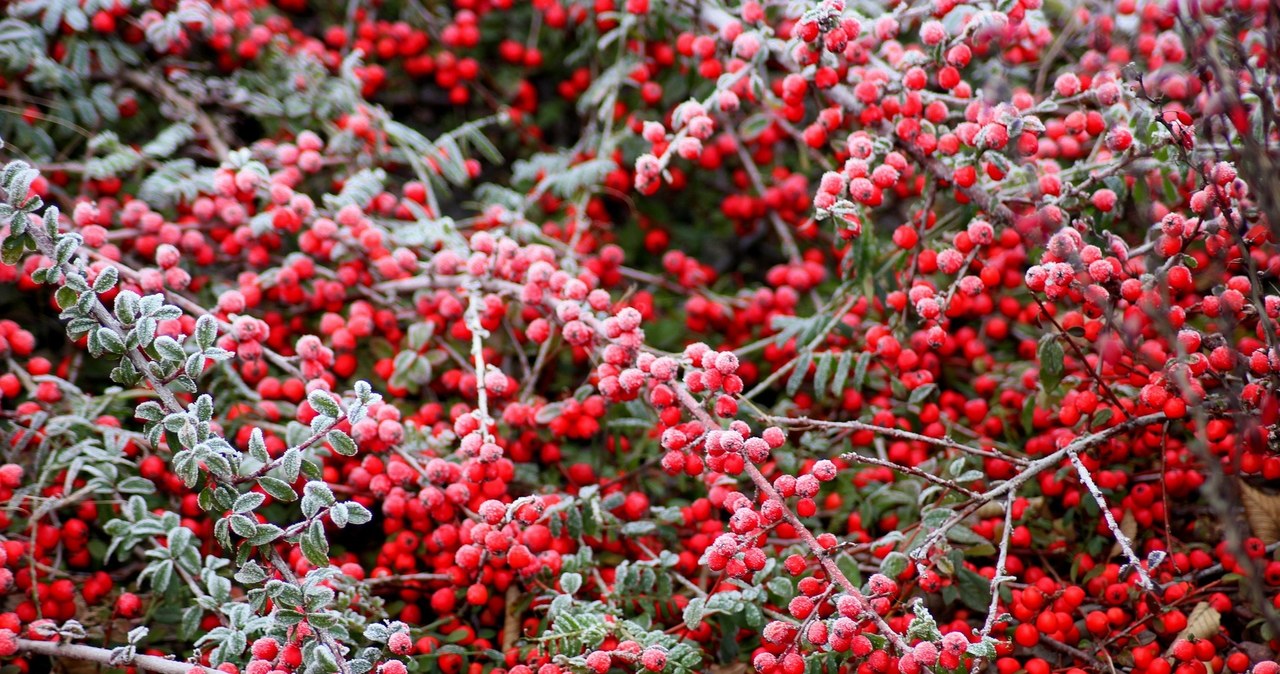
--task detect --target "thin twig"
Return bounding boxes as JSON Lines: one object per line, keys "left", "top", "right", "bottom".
{"left": 17, "top": 638, "right": 218, "bottom": 674}
{"left": 1067, "top": 449, "right": 1154, "bottom": 589}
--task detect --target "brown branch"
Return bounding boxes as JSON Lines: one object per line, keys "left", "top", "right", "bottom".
{"left": 761, "top": 415, "right": 1027, "bottom": 465}
{"left": 28, "top": 225, "right": 184, "bottom": 414}
{"left": 501, "top": 584, "right": 522, "bottom": 652}
{"left": 911, "top": 413, "right": 1167, "bottom": 559}
{"left": 266, "top": 550, "right": 353, "bottom": 674}
{"left": 17, "top": 638, "right": 217, "bottom": 674}
{"left": 81, "top": 248, "right": 305, "bottom": 380}
{"left": 835, "top": 450, "right": 982, "bottom": 499}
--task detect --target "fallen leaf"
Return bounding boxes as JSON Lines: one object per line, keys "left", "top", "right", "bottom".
{"left": 1109, "top": 509, "right": 1138, "bottom": 559}
{"left": 1240, "top": 478, "right": 1280, "bottom": 544}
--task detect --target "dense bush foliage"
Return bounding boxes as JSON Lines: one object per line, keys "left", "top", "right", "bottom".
{"left": 0, "top": 0, "right": 1279, "bottom": 673}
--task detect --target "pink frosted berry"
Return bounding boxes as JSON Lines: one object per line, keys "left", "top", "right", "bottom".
{"left": 1054, "top": 72, "right": 1081, "bottom": 97}
{"left": 641, "top": 647, "right": 667, "bottom": 672}
{"left": 584, "top": 650, "right": 611, "bottom": 674}
{"left": 387, "top": 632, "right": 412, "bottom": 655}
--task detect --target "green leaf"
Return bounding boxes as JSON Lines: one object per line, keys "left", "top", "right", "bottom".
{"left": 235, "top": 560, "right": 268, "bottom": 585}
{"left": 620, "top": 521, "right": 656, "bottom": 536}
{"left": 852, "top": 352, "right": 871, "bottom": 389}
{"left": 214, "top": 518, "right": 232, "bottom": 550}
{"left": 344, "top": 502, "right": 372, "bottom": 525}
{"left": 64, "top": 319, "right": 94, "bottom": 342}
{"left": 560, "top": 572, "right": 582, "bottom": 595}
{"left": 327, "top": 430, "right": 357, "bottom": 456}
{"left": 812, "top": 353, "right": 834, "bottom": 400}
{"left": 258, "top": 476, "right": 298, "bottom": 502}
{"left": 682, "top": 597, "right": 706, "bottom": 630}
{"left": 153, "top": 335, "right": 186, "bottom": 362}
{"left": 184, "top": 352, "right": 205, "bottom": 380}
{"left": 97, "top": 327, "right": 125, "bottom": 354}
{"left": 280, "top": 448, "right": 302, "bottom": 482}
{"left": 313, "top": 644, "right": 339, "bottom": 672}
{"left": 905, "top": 602, "right": 942, "bottom": 641}
{"left": 116, "top": 476, "right": 156, "bottom": 494}
{"left": 180, "top": 606, "right": 202, "bottom": 640}
{"left": 330, "top": 503, "right": 349, "bottom": 528}
{"left": 766, "top": 577, "right": 794, "bottom": 600}
{"left": 232, "top": 492, "right": 266, "bottom": 513}
{"left": 956, "top": 567, "right": 993, "bottom": 612}
{"left": 739, "top": 113, "right": 770, "bottom": 141}
{"left": 301, "top": 519, "right": 329, "bottom": 567}
{"left": 148, "top": 560, "right": 174, "bottom": 592}
{"left": 53, "top": 233, "right": 79, "bottom": 265}
{"left": 406, "top": 321, "right": 434, "bottom": 351}
{"left": 308, "top": 611, "right": 339, "bottom": 630}
{"left": 302, "top": 481, "right": 335, "bottom": 518}
{"left": 63, "top": 271, "right": 89, "bottom": 293}
{"left": 786, "top": 351, "right": 813, "bottom": 396}
{"left": 444, "top": 629, "right": 470, "bottom": 643}
{"left": 908, "top": 383, "right": 937, "bottom": 405}
{"left": 830, "top": 351, "right": 854, "bottom": 396}
{"left": 967, "top": 637, "right": 998, "bottom": 658}
{"left": 55, "top": 285, "right": 78, "bottom": 310}
{"left": 836, "top": 553, "right": 863, "bottom": 589}
{"left": 114, "top": 290, "right": 140, "bottom": 325}
{"left": 920, "top": 508, "right": 953, "bottom": 531}
{"left": 132, "top": 317, "right": 157, "bottom": 348}
{"left": 947, "top": 524, "right": 988, "bottom": 546}
{"left": 230, "top": 514, "right": 258, "bottom": 538}
{"left": 195, "top": 314, "right": 217, "bottom": 350}
{"left": 0, "top": 234, "right": 27, "bottom": 266}
{"left": 1038, "top": 336, "right": 1065, "bottom": 392}
{"left": 363, "top": 623, "right": 391, "bottom": 642}
{"left": 247, "top": 523, "right": 284, "bottom": 547}
{"left": 308, "top": 390, "right": 341, "bottom": 418}
{"left": 274, "top": 609, "right": 303, "bottom": 627}
{"left": 879, "top": 551, "right": 908, "bottom": 579}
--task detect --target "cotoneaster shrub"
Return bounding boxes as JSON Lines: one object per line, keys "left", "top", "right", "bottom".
{"left": 0, "top": 1, "right": 1277, "bottom": 674}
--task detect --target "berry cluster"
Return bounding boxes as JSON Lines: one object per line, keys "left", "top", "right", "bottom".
{"left": 1, "top": 0, "right": 1279, "bottom": 674}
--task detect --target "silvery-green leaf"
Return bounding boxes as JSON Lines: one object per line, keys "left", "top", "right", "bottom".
{"left": 308, "top": 390, "right": 341, "bottom": 418}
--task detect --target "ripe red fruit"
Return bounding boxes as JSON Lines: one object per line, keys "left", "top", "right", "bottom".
{"left": 115, "top": 592, "right": 142, "bottom": 618}
{"left": 91, "top": 11, "right": 116, "bottom": 33}
{"left": 641, "top": 647, "right": 667, "bottom": 671}
{"left": 892, "top": 225, "right": 919, "bottom": 250}
{"left": 388, "top": 632, "right": 413, "bottom": 655}
{"left": 1014, "top": 622, "right": 1040, "bottom": 647}
{"left": 0, "top": 465, "right": 22, "bottom": 489}
{"left": 251, "top": 638, "right": 280, "bottom": 660}
{"left": 585, "top": 650, "right": 611, "bottom": 674}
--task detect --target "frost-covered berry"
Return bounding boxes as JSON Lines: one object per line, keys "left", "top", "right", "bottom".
{"left": 585, "top": 650, "right": 612, "bottom": 674}
{"left": 641, "top": 647, "right": 667, "bottom": 672}
{"left": 387, "top": 632, "right": 412, "bottom": 655}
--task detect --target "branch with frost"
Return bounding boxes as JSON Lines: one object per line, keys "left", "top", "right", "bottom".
{"left": 17, "top": 639, "right": 218, "bottom": 674}
{"left": 1068, "top": 448, "right": 1155, "bottom": 590}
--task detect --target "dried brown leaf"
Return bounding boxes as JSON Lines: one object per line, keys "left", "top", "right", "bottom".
{"left": 1109, "top": 509, "right": 1138, "bottom": 559}
{"left": 1240, "top": 479, "right": 1280, "bottom": 544}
